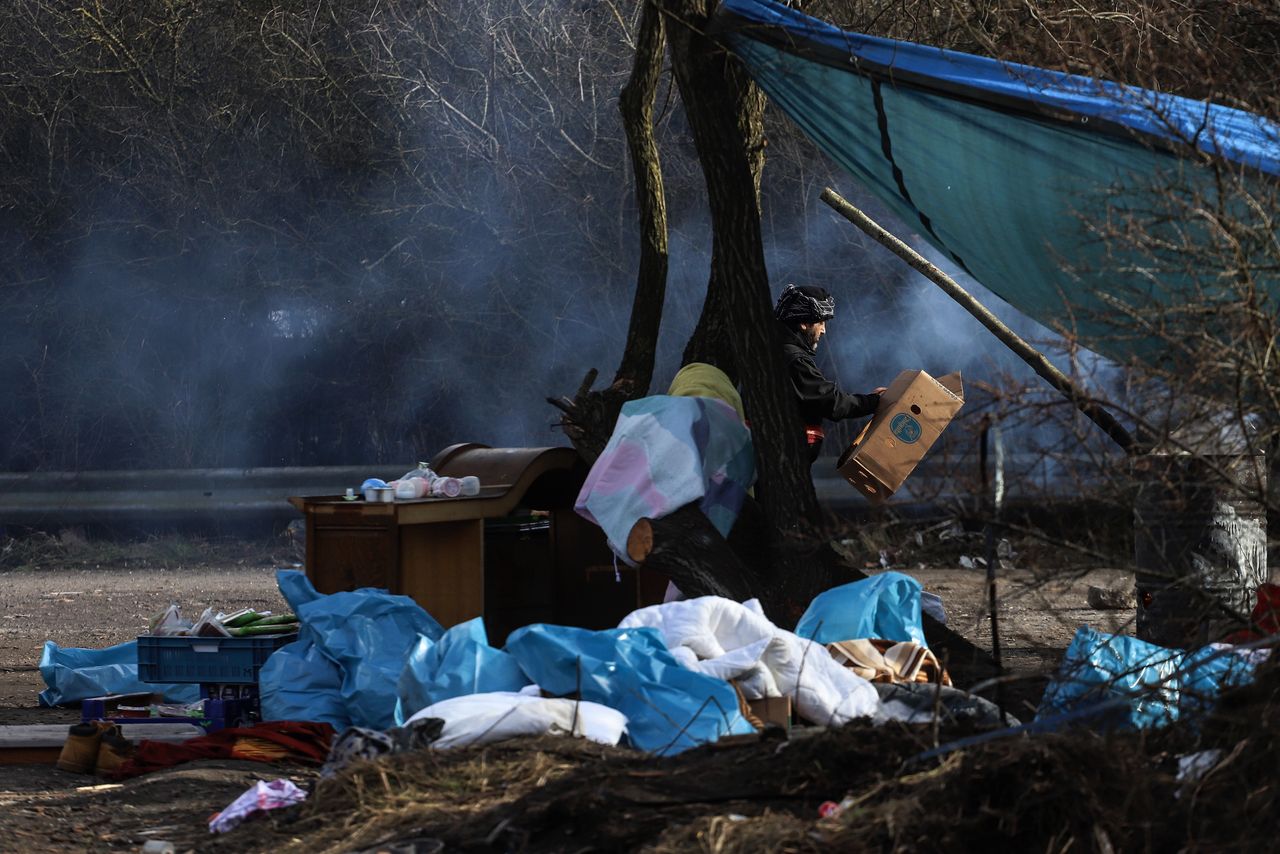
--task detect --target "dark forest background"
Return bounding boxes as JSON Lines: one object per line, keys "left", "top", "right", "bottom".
{"left": 2, "top": 0, "right": 1275, "bottom": 472}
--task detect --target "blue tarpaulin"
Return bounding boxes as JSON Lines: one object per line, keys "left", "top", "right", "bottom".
{"left": 505, "top": 623, "right": 756, "bottom": 755}
{"left": 259, "top": 570, "right": 445, "bottom": 729}
{"left": 38, "top": 640, "right": 201, "bottom": 707}
{"left": 715, "top": 0, "right": 1280, "bottom": 363}
{"left": 260, "top": 572, "right": 751, "bottom": 753}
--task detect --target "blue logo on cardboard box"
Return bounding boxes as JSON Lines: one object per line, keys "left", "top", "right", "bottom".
{"left": 890, "top": 412, "right": 922, "bottom": 444}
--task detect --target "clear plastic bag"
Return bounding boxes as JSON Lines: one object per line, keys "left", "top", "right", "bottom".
{"left": 147, "top": 603, "right": 192, "bottom": 636}
{"left": 398, "top": 462, "right": 438, "bottom": 485}
{"left": 190, "top": 606, "right": 232, "bottom": 637}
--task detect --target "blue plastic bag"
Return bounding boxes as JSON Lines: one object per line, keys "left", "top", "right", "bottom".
{"left": 1037, "top": 626, "right": 1182, "bottom": 728}
{"left": 1038, "top": 628, "right": 1263, "bottom": 730}
{"left": 258, "top": 570, "right": 445, "bottom": 729}
{"left": 795, "top": 572, "right": 927, "bottom": 645}
{"left": 259, "top": 570, "right": 349, "bottom": 726}
{"left": 505, "top": 623, "right": 755, "bottom": 755}
{"left": 258, "top": 635, "right": 350, "bottom": 728}
{"left": 395, "top": 618, "right": 529, "bottom": 724}
{"left": 301, "top": 590, "right": 446, "bottom": 730}
{"left": 38, "top": 640, "right": 201, "bottom": 707}
{"left": 277, "top": 567, "right": 325, "bottom": 611}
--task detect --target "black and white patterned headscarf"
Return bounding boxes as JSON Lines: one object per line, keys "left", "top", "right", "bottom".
{"left": 774, "top": 284, "right": 835, "bottom": 324}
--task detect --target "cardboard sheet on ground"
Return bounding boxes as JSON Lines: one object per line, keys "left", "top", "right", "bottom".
{"left": 619, "top": 596, "right": 879, "bottom": 726}
{"left": 394, "top": 617, "right": 529, "bottom": 724}
{"left": 795, "top": 572, "right": 927, "bottom": 646}
{"left": 38, "top": 639, "right": 201, "bottom": 707}
{"left": 259, "top": 570, "right": 445, "bottom": 729}
{"left": 505, "top": 623, "right": 756, "bottom": 754}
{"left": 1037, "top": 626, "right": 1262, "bottom": 729}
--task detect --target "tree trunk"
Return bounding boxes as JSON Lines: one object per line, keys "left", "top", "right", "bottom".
{"left": 614, "top": 0, "right": 670, "bottom": 394}
{"left": 681, "top": 265, "right": 737, "bottom": 381}
{"left": 663, "top": 0, "right": 840, "bottom": 619}
{"left": 549, "top": 0, "right": 669, "bottom": 461}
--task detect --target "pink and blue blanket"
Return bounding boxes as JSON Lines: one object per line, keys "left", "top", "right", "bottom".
{"left": 574, "top": 394, "right": 756, "bottom": 563}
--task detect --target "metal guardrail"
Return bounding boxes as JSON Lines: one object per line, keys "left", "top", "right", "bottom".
{"left": 814, "top": 450, "right": 1097, "bottom": 511}
{"left": 0, "top": 466, "right": 407, "bottom": 527}
{"left": 0, "top": 451, "right": 1094, "bottom": 529}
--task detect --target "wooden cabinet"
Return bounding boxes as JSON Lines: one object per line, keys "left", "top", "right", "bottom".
{"left": 290, "top": 444, "right": 662, "bottom": 645}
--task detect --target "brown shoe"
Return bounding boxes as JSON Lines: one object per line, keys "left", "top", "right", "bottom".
{"left": 56, "top": 722, "right": 105, "bottom": 774}
{"left": 94, "top": 726, "right": 134, "bottom": 777}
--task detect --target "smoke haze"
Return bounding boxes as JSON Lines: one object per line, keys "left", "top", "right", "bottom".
{"left": 0, "top": 0, "right": 1119, "bottom": 474}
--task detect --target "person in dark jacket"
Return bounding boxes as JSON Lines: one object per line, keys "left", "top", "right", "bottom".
{"left": 774, "top": 283, "right": 885, "bottom": 463}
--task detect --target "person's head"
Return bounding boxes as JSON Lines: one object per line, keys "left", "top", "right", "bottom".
{"left": 774, "top": 284, "right": 835, "bottom": 350}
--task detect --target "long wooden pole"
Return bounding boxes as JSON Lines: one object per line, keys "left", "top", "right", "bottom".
{"left": 820, "top": 187, "right": 1137, "bottom": 454}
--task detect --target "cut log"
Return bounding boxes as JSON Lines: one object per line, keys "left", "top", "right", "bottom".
{"left": 626, "top": 503, "right": 757, "bottom": 603}
{"left": 625, "top": 518, "right": 654, "bottom": 563}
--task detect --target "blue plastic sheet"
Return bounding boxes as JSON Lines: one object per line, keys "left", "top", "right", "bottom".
{"left": 38, "top": 640, "right": 201, "bottom": 707}
{"left": 1035, "top": 627, "right": 1260, "bottom": 729}
{"left": 505, "top": 623, "right": 755, "bottom": 755}
{"left": 718, "top": 0, "right": 1280, "bottom": 366}
{"left": 795, "top": 572, "right": 926, "bottom": 645}
{"left": 1037, "top": 627, "right": 1182, "bottom": 729}
{"left": 394, "top": 618, "right": 529, "bottom": 724}
{"left": 1178, "top": 644, "right": 1259, "bottom": 721}
{"left": 258, "top": 570, "right": 445, "bottom": 729}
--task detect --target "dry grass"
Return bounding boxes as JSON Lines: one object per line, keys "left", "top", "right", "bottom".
{"left": 212, "top": 658, "right": 1280, "bottom": 853}
{"left": 0, "top": 530, "right": 284, "bottom": 571}
{"left": 260, "top": 737, "right": 627, "bottom": 854}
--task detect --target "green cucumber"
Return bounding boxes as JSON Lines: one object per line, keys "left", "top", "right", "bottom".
{"left": 229, "top": 622, "right": 298, "bottom": 637}
{"left": 245, "top": 613, "right": 298, "bottom": 626}
{"left": 222, "top": 610, "right": 261, "bottom": 628}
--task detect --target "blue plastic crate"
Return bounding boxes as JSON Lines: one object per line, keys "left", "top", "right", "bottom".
{"left": 136, "top": 634, "right": 295, "bottom": 684}
{"left": 81, "top": 695, "right": 257, "bottom": 732}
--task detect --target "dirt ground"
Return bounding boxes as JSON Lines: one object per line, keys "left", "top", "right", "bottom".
{"left": 0, "top": 535, "right": 1135, "bottom": 852}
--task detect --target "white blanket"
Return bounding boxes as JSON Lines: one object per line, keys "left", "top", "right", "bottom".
{"left": 619, "top": 596, "right": 879, "bottom": 726}
{"left": 405, "top": 690, "right": 629, "bottom": 750}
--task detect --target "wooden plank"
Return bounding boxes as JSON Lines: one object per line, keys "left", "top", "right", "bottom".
{"left": 394, "top": 495, "right": 517, "bottom": 525}
{"left": 397, "top": 519, "right": 484, "bottom": 628}
{"left": 0, "top": 746, "right": 61, "bottom": 765}
{"left": 295, "top": 493, "right": 520, "bottom": 526}
{"left": 0, "top": 723, "right": 203, "bottom": 749}
{"left": 306, "top": 501, "right": 396, "bottom": 518}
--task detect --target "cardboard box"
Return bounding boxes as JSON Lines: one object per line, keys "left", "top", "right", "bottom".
{"left": 837, "top": 370, "right": 964, "bottom": 501}
{"left": 747, "top": 696, "right": 792, "bottom": 730}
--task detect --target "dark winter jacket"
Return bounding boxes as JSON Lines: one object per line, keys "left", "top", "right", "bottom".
{"left": 779, "top": 322, "right": 880, "bottom": 459}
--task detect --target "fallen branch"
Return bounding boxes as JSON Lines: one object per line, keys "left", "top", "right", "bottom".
{"left": 820, "top": 187, "right": 1139, "bottom": 454}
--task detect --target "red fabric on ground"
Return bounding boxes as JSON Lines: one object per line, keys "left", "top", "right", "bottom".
{"left": 107, "top": 720, "right": 334, "bottom": 780}
{"left": 1222, "top": 583, "right": 1280, "bottom": 645}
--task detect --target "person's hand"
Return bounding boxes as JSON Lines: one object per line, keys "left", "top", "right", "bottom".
{"left": 871, "top": 386, "right": 888, "bottom": 395}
